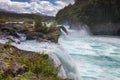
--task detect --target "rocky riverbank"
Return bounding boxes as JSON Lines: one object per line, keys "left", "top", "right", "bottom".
{"left": 0, "top": 21, "right": 73, "bottom": 80}
{"left": 0, "top": 44, "right": 57, "bottom": 79}
{"left": 0, "top": 22, "right": 60, "bottom": 43}
{"left": 0, "top": 43, "right": 71, "bottom": 80}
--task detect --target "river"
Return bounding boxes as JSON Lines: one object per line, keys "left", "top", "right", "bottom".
{"left": 59, "top": 26, "right": 120, "bottom": 80}
{"left": 0, "top": 25, "right": 120, "bottom": 80}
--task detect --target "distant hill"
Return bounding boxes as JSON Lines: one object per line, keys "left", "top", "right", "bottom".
{"left": 0, "top": 9, "right": 54, "bottom": 21}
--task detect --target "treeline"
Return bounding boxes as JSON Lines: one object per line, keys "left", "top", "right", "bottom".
{"left": 0, "top": 11, "right": 54, "bottom": 22}
{"left": 56, "top": 0, "right": 120, "bottom": 25}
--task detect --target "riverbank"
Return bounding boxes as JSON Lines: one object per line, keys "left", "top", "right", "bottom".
{"left": 0, "top": 43, "right": 71, "bottom": 80}
{"left": 0, "top": 21, "right": 60, "bottom": 43}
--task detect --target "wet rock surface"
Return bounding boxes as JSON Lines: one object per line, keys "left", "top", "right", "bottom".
{"left": 0, "top": 23, "right": 60, "bottom": 43}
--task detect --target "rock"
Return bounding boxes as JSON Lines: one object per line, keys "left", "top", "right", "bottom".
{"left": 0, "top": 23, "right": 60, "bottom": 43}
{"left": 6, "top": 36, "right": 20, "bottom": 44}
{"left": 4, "top": 64, "right": 28, "bottom": 77}
{"left": 25, "top": 31, "right": 44, "bottom": 40}
{"left": 17, "top": 33, "right": 26, "bottom": 42}
{"left": 1, "top": 28, "right": 19, "bottom": 38}
{"left": 59, "top": 26, "right": 68, "bottom": 34}
{"left": 0, "top": 44, "right": 67, "bottom": 79}
{"left": 13, "top": 63, "right": 28, "bottom": 76}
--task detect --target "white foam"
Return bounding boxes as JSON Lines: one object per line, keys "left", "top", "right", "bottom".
{"left": 59, "top": 26, "right": 120, "bottom": 80}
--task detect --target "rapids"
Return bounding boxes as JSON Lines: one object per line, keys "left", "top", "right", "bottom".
{"left": 0, "top": 25, "right": 120, "bottom": 80}
{"left": 59, "top": 25, "right": 120, "bottom": 80}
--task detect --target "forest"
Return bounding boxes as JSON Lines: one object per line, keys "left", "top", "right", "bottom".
{"left": 56, "top": 0, "right": 120, "bottom": 25}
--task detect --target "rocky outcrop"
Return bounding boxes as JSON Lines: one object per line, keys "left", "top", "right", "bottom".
{"left": 1, "top": 28, "right": 19, "bottom": 38}
{"left": 0, "top": 23, "right": 60, "bottom": 43}
{"left": 0, "top": 44, "right": 67, "bottom": 80}
{"left": 59, "top": 26, "right": 68, "bottom": 34}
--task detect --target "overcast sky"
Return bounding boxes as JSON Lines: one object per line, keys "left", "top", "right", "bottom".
{"left": 0, "top": 0, "right": 74, "bottom": 16}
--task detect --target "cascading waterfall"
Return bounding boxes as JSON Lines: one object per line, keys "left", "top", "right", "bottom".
{"left": 0, "top": 24, "right": 120, "bottom": 80}
{"left": 59, "top": 24, "right": 92, "bottom": 80}
{"left": 0, "top": 39, "right": 79, "bottom": 79}
{"left": 54, "top": 46, "right": 80, "bottom": 79}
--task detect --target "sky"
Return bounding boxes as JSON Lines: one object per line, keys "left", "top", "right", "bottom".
{"left": 0, "top": 0, "right": 75, "bottom": 16}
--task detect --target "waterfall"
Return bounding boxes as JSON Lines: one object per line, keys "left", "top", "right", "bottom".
{"left": 54, "top": 46, "right": 80, "bottom": 79}
{"left": 58, "top": 25, "right": 92, "bottom": 80}
{"left": 0, "top": 39, "right": 79, "bottom": 80}
{"left": 78, "top": 24, "right": 92, "bottom": 36}
{"left": 59, "top": 25, "right": 120, "bottom": 80}
{"left": 17, "top": 33, "right": 26, "bottom": 42}
{"left": 70, "top": 23, "right": 92, "bottom": 36}
{"left": 1, "top": 24, "right": 120, "bottom": 80}
{"left": 59, "top": 24, "right": 91, "bottom": 39}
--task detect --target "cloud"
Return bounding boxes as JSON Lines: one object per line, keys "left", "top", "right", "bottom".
{"left": 0, "top": 0, "right": 30, "bottom": 13}
{"left": 0, "top": 0, "right": 75, "bottom": 16}
{"left": 58, "top": 0, "right": 74, "bottom": 4}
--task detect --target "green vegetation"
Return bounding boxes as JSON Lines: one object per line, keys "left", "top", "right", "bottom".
{"left": 35, "top": 20, "right": 57, "bottom": 32}
{"left": 34, "top": 20, "right": 60, "bottom": 43}
{"left": 0, "top": 44, "right": 63, "bottom": 80}
{"left": 0, "top": 17, "right": 34, "bottom": 23}
{"left": 0, "top": 11, "right": 54, "bottom": 23}
{"left": 0, "top": 11, "right": 60, "bottom": 43}
{"left": 56, "top": 0, "right": 120, "bottom": 25}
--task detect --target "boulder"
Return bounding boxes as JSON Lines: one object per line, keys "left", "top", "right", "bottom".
{"left": 59, "top": 26, "right": 68, "bottom": 34}
{"left": 1, "top": 28, "right": 19, "bottom": 38}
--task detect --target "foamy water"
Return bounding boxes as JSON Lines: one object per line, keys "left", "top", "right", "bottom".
{"left": 0, "top": 39, "right": 78, "bottom": 79}
{"left": 59, "top": 27, "right": 120, "bottom": 80}
{"left": 0, "top": 25, "right": 120, "bottom": 80}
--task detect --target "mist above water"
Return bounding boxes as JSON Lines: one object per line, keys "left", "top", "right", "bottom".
{"left": 59, "top": 24, "right": 120, "bottom": 80}
{"left": 60, "top": 24, "right": 91, "bottom": 38}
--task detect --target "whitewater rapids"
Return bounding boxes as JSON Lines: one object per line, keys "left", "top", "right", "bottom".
{"left": 59, "top": 25, "right": 120, "bottom": 80}
{"left": 0, "top": 25, "right": 120, "bottom": 80}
